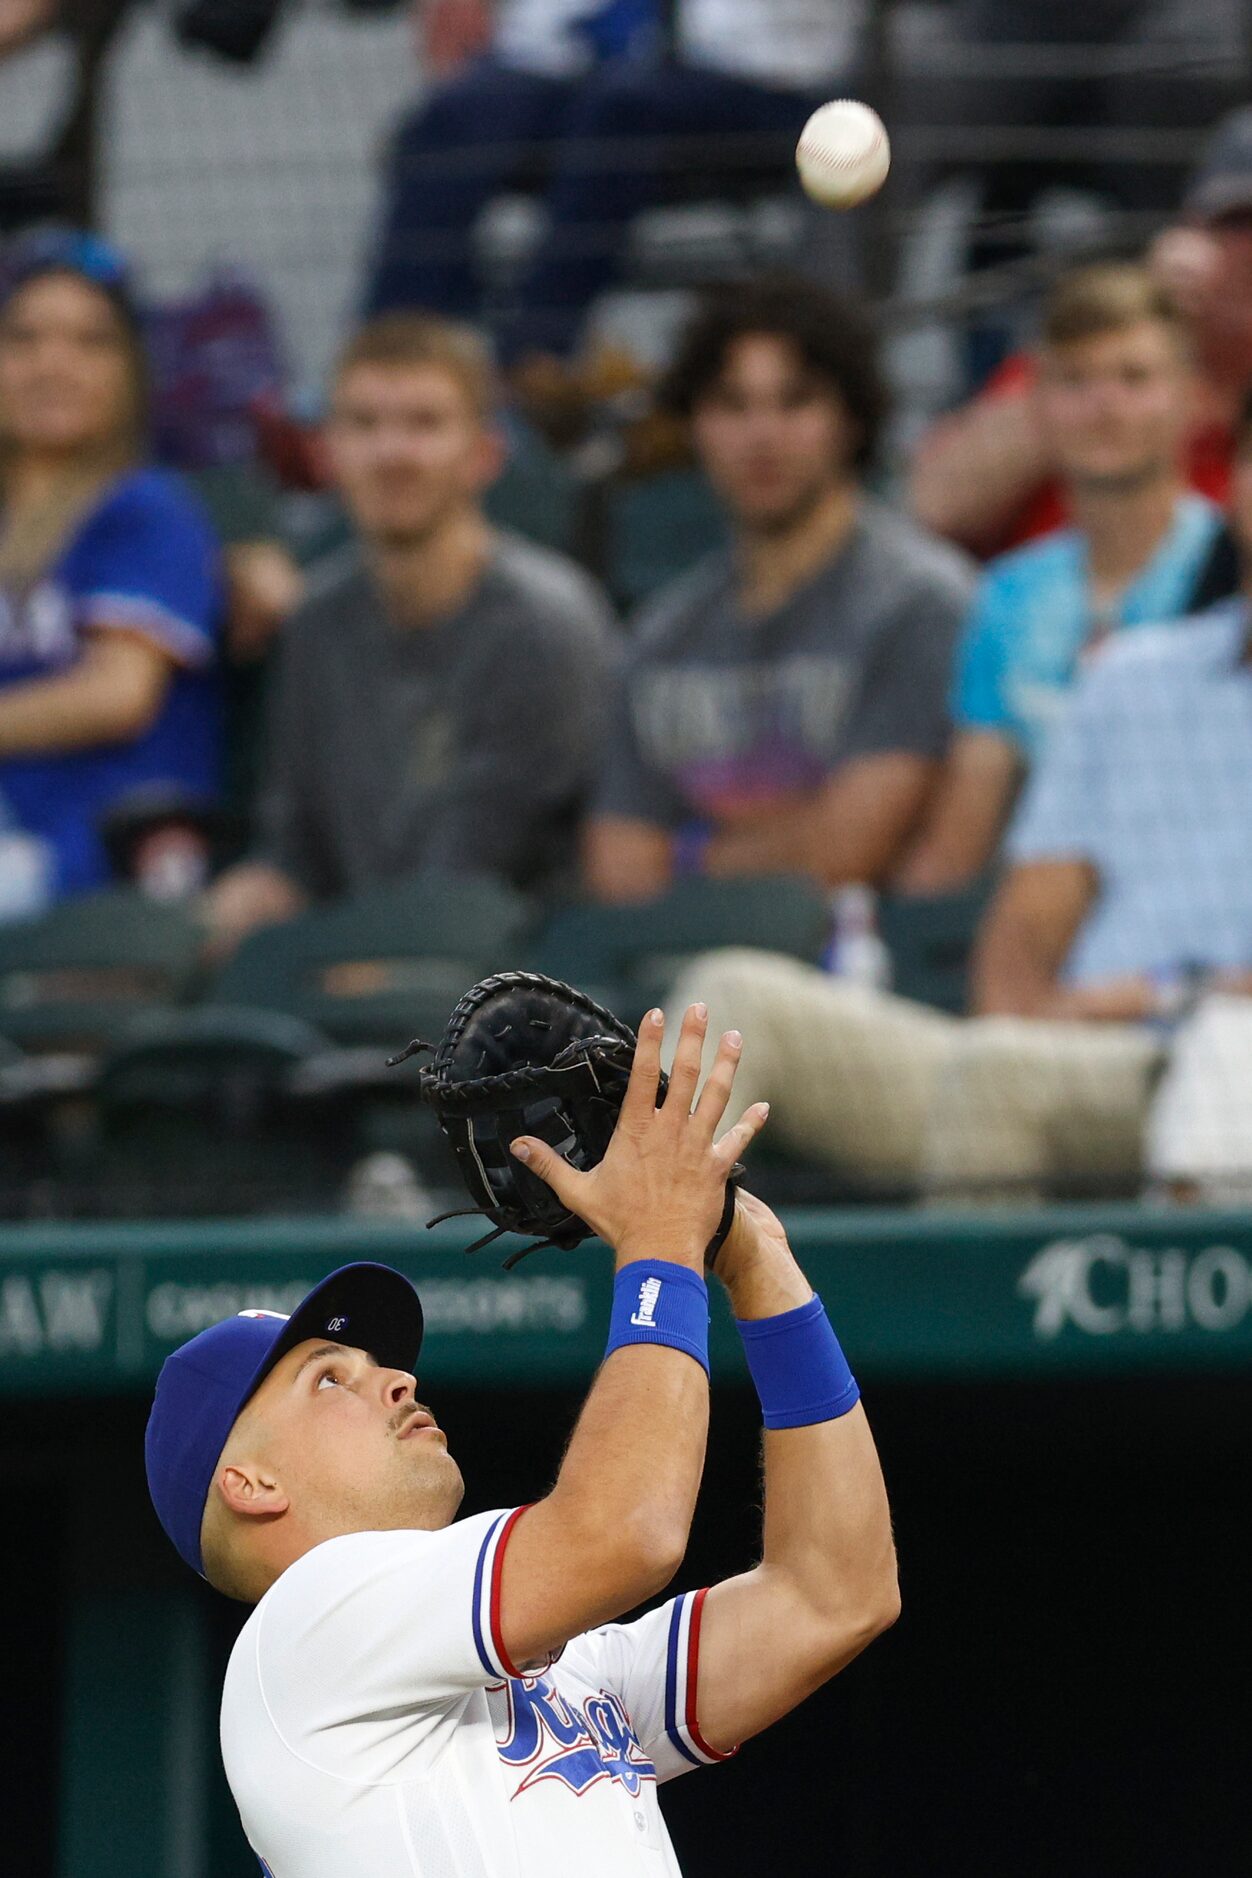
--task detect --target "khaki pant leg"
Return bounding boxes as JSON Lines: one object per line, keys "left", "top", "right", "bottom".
{"left": 666, "top": 949, "right": 957, "bottom": 1187}
{"left": 922, "top": 1016, "right": 1164, "bottom": 1204}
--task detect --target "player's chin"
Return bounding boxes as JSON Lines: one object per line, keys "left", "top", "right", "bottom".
{"left": 420, "top": 1449, "right": 466, "bottom": 1521}
{"left": 407, "top": 1431, "right": 461, "bottom": 1482}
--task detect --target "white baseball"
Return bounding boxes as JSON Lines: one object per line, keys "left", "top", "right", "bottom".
{"left": 796, "top": 100, "right": 891, "bottom": 210}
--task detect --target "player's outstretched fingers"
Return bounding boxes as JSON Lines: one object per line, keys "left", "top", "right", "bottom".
{"left": 712, "top": 1101, "right": 770, "bottom": 1174}
{"left": 510, "top": 1136, "right": 585, "bottom": 1211}
{"left": 619, "top": 1008, "right": 664, "bottom": 1129}
{"left": 665, "top": 1002, "right": 709, "bottom": 1117}
{"left": 691, "top": 1029, "right": 743, "bottom": 1142}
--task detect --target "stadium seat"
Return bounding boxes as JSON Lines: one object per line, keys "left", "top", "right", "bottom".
{"left": 0, "top": 1036, "right": 58, "bottom": 1218}
{"left": 0, "top": 891, "right": 203, "bottom": 1055}
{"left": 486, "top": 424, "right": 577, "bottom": 558}
{"left": 878, "top": 878, "right": 996, "bottom": 1016}
{"left": 210, "top": 870, "right": 537, "bottom": 1047}
{"left": 604, "top": 469, "right": 728, "bottom": 612}
{"left": 527, "top": 874, "right": 832, "bottom": 1025}
{"left": 91, "top": 1005, "right": 355, "bottom": 1217}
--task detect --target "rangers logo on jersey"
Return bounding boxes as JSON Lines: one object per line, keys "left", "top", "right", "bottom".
{"left": 494, "top": 1674, "right": 656, "bottom": 1799}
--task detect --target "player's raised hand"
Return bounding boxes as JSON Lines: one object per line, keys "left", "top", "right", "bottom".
{"left": 711, "top": 1187, "right": 816, "bottom": 1320}
{"left": 510, "top": 1005, "right": 769, "bottom": 1270}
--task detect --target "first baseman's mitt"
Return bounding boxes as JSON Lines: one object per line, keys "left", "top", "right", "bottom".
{"left": 388, "top": 971, "right": 742, "bottom": 1268}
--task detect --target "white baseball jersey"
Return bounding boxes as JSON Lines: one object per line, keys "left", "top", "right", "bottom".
{"left": 220, "top": 1509, "right": 732, "bottom": 1876}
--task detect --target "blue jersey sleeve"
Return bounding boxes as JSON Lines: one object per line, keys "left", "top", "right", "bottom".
{"left": 58, "top": 469, "right": 222, "bottom": 668}
{"left": 952, "top": 569, "right": 1014, "bottom": 736}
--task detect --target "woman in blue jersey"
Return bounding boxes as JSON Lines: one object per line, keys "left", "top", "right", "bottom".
{"left": 0, "top": 230, "right": 222, "bottom": 907}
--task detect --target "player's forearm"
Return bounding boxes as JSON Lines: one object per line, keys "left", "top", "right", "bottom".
{"left": 501, "top": 1341, "right": 709, "bottom": 1657}
{"left": 718, "top": 1233, "right": 812, "bottom": 1320}
{"left": 543, "top": 1342, "right": 709, "bottom": 1582}
{"left": 691, "top": 1231, "right": 897, "bottom": 1751}
{"left": 550, "top": 1231, "right": 711, "bottom": 1570}
{"left": 500, "top": 1007, "right": 765, "bottom": 1662}
{"left": 755, "top": 1407, "right": 898, "bottom": 1644}
{"left": 719, "top": 1234, "right": 897, "bottom": 1640}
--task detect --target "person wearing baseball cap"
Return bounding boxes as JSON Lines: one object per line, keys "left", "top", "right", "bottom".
{"left": 145, "top": 1260, "right": 429, "bottom": 1583}
{"left": 143, "top": 1008, "right": 897, "bottom": 1877}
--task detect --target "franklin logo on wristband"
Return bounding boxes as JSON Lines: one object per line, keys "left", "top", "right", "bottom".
{"left": 605, "top": 1261, "right": 710, "bottom": 1374}
{"left": 629, "top": 1278, "right": 662, "bottom": 1329}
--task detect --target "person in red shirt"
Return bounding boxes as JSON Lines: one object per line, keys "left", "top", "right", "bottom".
{"left": 910, "top": 109, "right": 1252, "bottom": 558}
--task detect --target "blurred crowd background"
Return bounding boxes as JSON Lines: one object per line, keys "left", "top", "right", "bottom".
{"left": 2, "top": 0, "right": 1252, "bottom": 1222}
{"left": 4, "top": 10, "right": 1252, "bottom": 1878}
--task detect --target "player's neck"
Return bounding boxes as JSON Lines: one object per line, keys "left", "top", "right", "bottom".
{"left": 1073, "top": 469, "right": 1183, "bottom": 594}
{"left": 735, "top": 480, "right": 860, "bottom": 617}
{"left": 368, "top": 507, "right": 493, "bottom": 629}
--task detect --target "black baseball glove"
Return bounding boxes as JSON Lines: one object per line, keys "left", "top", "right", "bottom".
{"left": 389, "top": 971, "right": 742, "bottom": 1268}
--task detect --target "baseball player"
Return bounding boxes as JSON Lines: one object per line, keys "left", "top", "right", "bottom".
{"left": 145, "top": 1005, "right": 898, "bottom": 1875}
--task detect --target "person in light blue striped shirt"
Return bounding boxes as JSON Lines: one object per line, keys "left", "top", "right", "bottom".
{"left": 899, "top": 262, "right": 1228, "bottom": 896}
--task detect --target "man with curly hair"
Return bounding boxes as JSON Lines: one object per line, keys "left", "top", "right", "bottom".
{"left": 586, "top": 276, "right": 975, "bottom": 902}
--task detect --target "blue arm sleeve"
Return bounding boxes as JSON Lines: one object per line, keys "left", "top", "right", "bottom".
{"left": 60, "top": 471, "right": 222, "bottom": 668}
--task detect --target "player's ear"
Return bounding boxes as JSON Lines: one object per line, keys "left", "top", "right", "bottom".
{"left": 216, "top": 1460, "right": 289, "bottom": 1522}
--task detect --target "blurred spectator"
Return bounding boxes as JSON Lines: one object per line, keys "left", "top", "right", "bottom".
{"left": 910, "top": 106, "right": 1252, "bottom": 558}
{"left": 507, "top": 0, "right": 857, "bottom": 372}
{"left": 367, "top": 0, "right": 858, "bottom": 377}
{"left": 203, "top": 312, "right": 615, "bottom": 957}
{"left": 366, "top": 0, "right": 660, "bottom": 323}
{"left": 0, "top": 0, "right": 134, "bottom": 231}
{"left": 899, "top": 1, "right": 1242, "bottom": 266}
{"left": 584, "top": 276, "right": 973, "bottom": 904}
{"left": 140, "top": 263, "right": 304, "bottom": 664}
{"left": 0, "top": 231, "right": 223, "bottom": 910}
{"left": 0, "top": 0, "right": 59, "bottom": 58}
{"left": 668, "top": 391, "right": 1252, "bottom": 1201}
{"left": 898, "top": 262, "right": 1225, "bottom": 896}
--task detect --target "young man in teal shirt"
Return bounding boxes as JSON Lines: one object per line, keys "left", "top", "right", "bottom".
{"left": 898, "top": 262, "right": 1226, "bottom": 895}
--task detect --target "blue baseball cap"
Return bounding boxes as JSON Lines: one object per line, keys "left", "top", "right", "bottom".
{"left": 0, "top": 225, "right": 138, "bottom": 320}
{"left": 144, "top": 1261, "right": 424, "bottom": 1577}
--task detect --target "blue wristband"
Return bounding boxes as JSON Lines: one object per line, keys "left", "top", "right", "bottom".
{"left": 735, "top": 1294, "right": 859, "bottom": 1429}
{"left": 607, "top": 1261, "right": 710, "bottom": 1375}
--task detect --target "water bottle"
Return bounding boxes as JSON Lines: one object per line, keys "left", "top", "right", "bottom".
{"left": 0, "top": 791, "right": 53, "bottom": 923}
{"left": 822, "top": 884, "right": 892, "bottom": 991}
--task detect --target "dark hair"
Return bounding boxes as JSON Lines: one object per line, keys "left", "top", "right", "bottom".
{"left": 659, "top": 274, "right": 889, "bottom": 471}
{"left": 0, "top": 262, "right": 149, "bottom": 397}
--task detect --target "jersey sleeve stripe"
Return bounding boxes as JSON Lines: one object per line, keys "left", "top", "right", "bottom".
{"left": 79, "top": 594, "right": 215, "bottom": 667}
{"left": 684, "top": 1585, "right": 736, "bottom": 1763}
{"left": 471, "top": 1513, "right": 509, "bottom": 1676}
{"left": 487, "top": 1505, "right": 530, "bottom": 1681}
{"left": 663, "top": 1594, "right": 705, "bottom": 1769}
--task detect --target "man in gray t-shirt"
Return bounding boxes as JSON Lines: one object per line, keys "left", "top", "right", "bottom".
{"left": 258, "top": 531, "right": 614, "bottom": 899}
{"left": 205, "top": 315, "right": 615, "bottom": 956}
{"left": 586, "top": 278, "right": 973, "bottom": 902}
